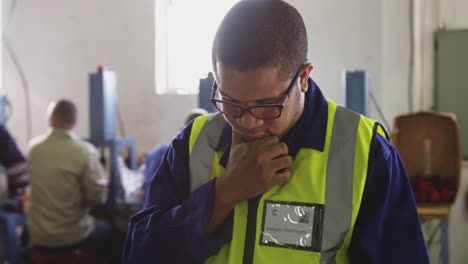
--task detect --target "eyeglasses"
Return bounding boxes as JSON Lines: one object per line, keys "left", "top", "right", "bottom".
{"left": 210, "top": 67, "right": 302, "bottom": 120}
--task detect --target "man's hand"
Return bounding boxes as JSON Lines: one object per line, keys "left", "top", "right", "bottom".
{"left": 206, "top": 130, "right": 293, "bottom": 236}
{"left": 216, "top": 130, "right": 293, "bottom": 207}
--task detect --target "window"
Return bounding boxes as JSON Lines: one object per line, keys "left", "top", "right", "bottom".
{"left": 155, "top": 0, "right": 239, "bottom": 94}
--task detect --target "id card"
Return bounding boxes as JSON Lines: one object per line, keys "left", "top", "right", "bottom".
{"left": 260, "top": 200, "right": 324, "bottom": 252}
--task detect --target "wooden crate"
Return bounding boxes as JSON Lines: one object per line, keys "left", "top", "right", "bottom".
{"left": 392, "top": 111, "right": 461, "bottom": 211}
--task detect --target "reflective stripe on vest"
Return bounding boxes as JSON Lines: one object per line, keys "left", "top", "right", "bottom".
{"left": 189, "top": 101, "right": 381, "bottom": 263}
{"left": 319, "top": 105, "right": 359, "bottom": 264}
{"left": 189, "top": 113, "right": 226, "bottom": 192}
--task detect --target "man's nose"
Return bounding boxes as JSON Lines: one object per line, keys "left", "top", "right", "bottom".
{"left": 236, "top": 111, "right": 263, "bottom": 130}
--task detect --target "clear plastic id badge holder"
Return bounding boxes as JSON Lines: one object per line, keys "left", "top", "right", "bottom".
{"left": 260, "top": 200, "right": 324, "bottom": 252}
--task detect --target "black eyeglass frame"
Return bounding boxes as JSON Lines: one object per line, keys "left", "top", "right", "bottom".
{"left": 210, "top": 67, "right": 303, "bottom": 120}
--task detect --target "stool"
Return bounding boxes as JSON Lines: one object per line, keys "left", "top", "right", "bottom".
{"left": 31, "top": 246, "right": 100, "bottom": 264}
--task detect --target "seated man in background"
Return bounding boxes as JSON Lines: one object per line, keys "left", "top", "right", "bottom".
{"left": 142, "top": 108, "right": 208, "bottom": 194}
{"left": 27, "top": 99, "right": 122, "bottom": 263}
{"left": 0, "top": 125, "right": 29, "bottom": 201}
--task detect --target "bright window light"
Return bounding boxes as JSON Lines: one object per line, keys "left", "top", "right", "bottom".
{"left": 155, "top": 0, "right": 239, "bottom": 94}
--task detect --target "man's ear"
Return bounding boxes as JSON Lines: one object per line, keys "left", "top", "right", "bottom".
{"left": 300, "top": 63, "right": 313, "bottom": 93}
{"left": 48, "top": 116, "right": 55, "bottom": 128}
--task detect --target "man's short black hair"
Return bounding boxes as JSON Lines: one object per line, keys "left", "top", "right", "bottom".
{"left": 50, "top": 99, "right": 77, "bottom": 128}
{"left": 212, "top": 0, "right": 308, "bottom": 80}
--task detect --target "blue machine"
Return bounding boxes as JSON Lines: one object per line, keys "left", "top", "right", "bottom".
{"left": 199, "top": 73, "right": 216, "bottom": 113}
{"left": 89, "top": 70, "right": 117, "bottom": 142}
{"left": 88, "top": 67, "right": 136, "bottom": 208}
{"left": 0, "top": 95, "right": 7, "bottom": 126}
{"left": 343, "top": 70, "right": 370, "bottom": 116}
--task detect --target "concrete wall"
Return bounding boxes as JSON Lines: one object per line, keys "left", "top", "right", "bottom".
{"left": 288, "top": 0, "right": 382, "bottom": 124}
{"left": 2, "top": 0, "right": 196, "bottom": 153}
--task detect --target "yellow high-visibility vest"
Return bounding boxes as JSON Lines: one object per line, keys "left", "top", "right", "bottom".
{"left": 189, "top": 99, "right": 386, "bottom": 263}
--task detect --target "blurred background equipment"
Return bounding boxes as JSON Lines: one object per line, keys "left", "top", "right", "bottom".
{"left": 435, "top": 29, "right": 468, "bottom": 160}
{"left": 0, "top": 114, "right": 29, "bottom": 264}
{"left": 198, "top": 72, "right": 216, "bottom": 113}
{"left": 392, "top": 111, "right": 461, "bottom": 264}
{"left": 343, "top": 70, "right": 391, "bottom": 132}
{"left": 392, "top": 112, "right": 460, "bottom": 206}
{"left": 0, "top": 209, "right": 27, "bottom": 264}
{"left": 88, "top": 66, "right": 137, "bottom": 208}
{"left": 0, "top": 95, "right": 7, "bottom": 126}
{"left": 89, "top": 66, "right": 117, "bottom": 142}
{"left": 344, "top": 70, "right": 369, "bottom": 117}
